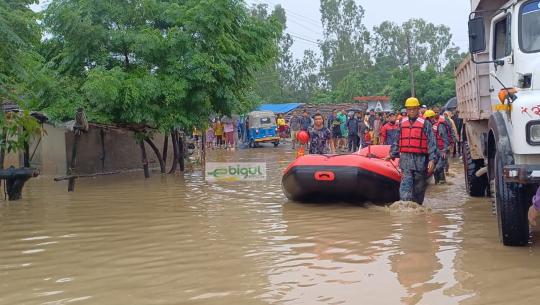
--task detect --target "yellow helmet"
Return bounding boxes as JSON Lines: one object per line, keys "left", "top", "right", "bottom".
{"left": 424, "top": 110, "right": 436, "bottom": 118}
{"left": 405, "top": 97, "right": 420, "bottom": 108}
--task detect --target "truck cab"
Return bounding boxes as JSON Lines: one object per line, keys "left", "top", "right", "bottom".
{"left": 457, "top": 0, "right": 540, "bottom": 246}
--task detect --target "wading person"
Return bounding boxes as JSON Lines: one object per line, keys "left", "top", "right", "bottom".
{"left": 277, "top": 113, "right": 287, "bottom": 138}
{"left": 300, "top": 110, "right": 311, "bottom": 131}
{"left": 346, "top": 112, "right": 359, "bottom": 152}
{"left": 424, "top": 110, "right": 449, "bottom": 184}
{"left": 444, "top": 110, "right": 459, "bottom": 161}
{"left": 205, "top": 125, "right": 214, "bottom": 150}
{"left": 388, "top": 97, "right": 437, "bottom": 205}
{"left": 331, "top": 111, "right": 342, "bottom": 152}
{"left": 373, "top": 113, "right": 382, "bottom": 145}
{"left": 338, "top": 110, "right": 348, "bottom": 151}
{"left": 289, "top": 111, "right": 301, "bottom": 150}
{"left": 213, "top": 119, "right": 224, "bottom": 149}
{"left": 529, "top": 186, "right": 540, "bottom": 226}
{"left": 308, "top": 113, "right": 331, "bottom": 155}
{"left": 419, "top": 105, "right": 428, "bottom": 118}
{"left": 223, "top": 118, "right": 235, "bottom": 150}
{"left": 380, "top": 112, "right": 400, "bottom": 145}
{"left": 362, "top": 127, "right": 372, "bottom": 148}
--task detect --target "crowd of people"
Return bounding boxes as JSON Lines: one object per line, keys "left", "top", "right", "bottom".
{"left": 203, "top": 117, "right": 245, "bottom": 150}
{"left": 282, "top": 106, "right": 462, "bottom": 161}
{"left": 280, "top": 100, "right": 463, "bottom": 205}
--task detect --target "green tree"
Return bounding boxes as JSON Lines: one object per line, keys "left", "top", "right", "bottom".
{"left": 252, "top": 3, "right": 305, "bottom": 104}
{"left": 388, "top": 67, "right": 456, "bottom": 110}
{"left": 44, "top": 0, "right": 281, "bottom": 174}
{"left": 372, "top": 19, "right": 455, "bottom": 72}
{"left": 319, "top": 0, "right": 371, "bottom": 88}
{"left": 0, "top": 0, "right": 43, "bottom": 103}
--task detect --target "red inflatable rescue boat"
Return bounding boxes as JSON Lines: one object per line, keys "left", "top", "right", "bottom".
{"left": 282, "top": 145, "right": 401, "bottom": 204}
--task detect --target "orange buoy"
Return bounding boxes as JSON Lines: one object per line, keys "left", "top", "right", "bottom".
{"left": 297, "top": 131, "right": 309, "bottom": 144}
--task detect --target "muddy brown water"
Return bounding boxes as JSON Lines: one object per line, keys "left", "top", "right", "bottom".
{"left": 1, "top": 144, "right": 539, "bottom": 305}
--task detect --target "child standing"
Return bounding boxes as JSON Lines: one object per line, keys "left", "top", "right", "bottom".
{"left": 362, "top": 128, "right": 372, "bottom": 148}
{"left": 205, "top": 126, "right": 214, "bottom": 149}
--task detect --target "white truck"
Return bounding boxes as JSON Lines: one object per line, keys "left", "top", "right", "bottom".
{"left": 456, "top": 0, "right": 540, "bottom": 246}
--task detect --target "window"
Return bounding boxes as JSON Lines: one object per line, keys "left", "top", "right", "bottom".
{"left": 493, "top": 15, "right": 512, "bottom": 59}
{"left": 520, "top": 0, "right": 540, "bottom": 53}
{"left": 260, "top": 117, "right": 271, "bottom": 125}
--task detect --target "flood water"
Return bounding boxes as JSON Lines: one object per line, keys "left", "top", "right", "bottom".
{"left": 1, "top": 144, "right": 539, "bottom": 305}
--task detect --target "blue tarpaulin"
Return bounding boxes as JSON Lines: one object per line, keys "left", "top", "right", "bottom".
{"left": 256, "top": 103, "right": 304, "bottom": 114}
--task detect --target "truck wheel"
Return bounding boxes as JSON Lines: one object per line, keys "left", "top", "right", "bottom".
{"left": 494, "top": 152, "right": 530, "bottom": 246}
{"left": 463, "top": 141, "right": 488, "bottom": 197}
{"left": 273, "top": 142, "right": 279, "bottom": 147}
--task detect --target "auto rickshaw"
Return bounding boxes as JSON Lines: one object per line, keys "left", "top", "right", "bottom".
{"left": 246, "top": 111, "right": 280, "bottom": 148}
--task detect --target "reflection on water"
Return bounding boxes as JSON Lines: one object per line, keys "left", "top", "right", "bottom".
{"left": 0, "top": 146, "right": 539, "bottom": 305}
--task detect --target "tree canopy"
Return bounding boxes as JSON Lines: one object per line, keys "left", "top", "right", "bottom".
{"left": 252, "top": 0, "right": 467, "bottom": 109}
{"left": 0, "top": 0, "right": 43, "bottom": 104}
{"left": 41, "top": 0, "right": 281, "bottom": 130}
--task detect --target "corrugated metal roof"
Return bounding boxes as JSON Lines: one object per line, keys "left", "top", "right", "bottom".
{"left": 257, "top": 103, "right": 304, "bottom": 113}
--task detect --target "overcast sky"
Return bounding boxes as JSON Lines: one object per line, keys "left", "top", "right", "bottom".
{"left": 246, "top": 0, "right": 471, "bottom": 58}
{"left": 33, "top": 0, "right": 472, "bottom": 58}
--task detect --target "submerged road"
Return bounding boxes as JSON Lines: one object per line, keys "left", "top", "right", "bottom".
{"left": 0, "top": 143, "right": 539, "bottom": 305}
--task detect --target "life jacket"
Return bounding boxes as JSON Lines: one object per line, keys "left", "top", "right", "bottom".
{"left": 438, "top": 117, "right": 455, "bottom": 146}
{"left": 399, "top": 117, "right": 428, "bottom": 154}
{"left": 383, "top": 122, "right": 400, "bottom": 145}
{"left": 432, "top": 121, "right": 445, "bottom": 150}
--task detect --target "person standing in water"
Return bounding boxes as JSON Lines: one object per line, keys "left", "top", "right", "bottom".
{"left": 529, "top": 187, "right": 540, "bottom": 226}
{"left": 380, "top": 112, "right": 400, "bottom": 145}
{"left": 424, "top": 109, "right": 449, "bottom": 184}
{"left": 308, "top": 113, "right": 331, "bottom": 155}
{"left": 388, "top": 97, "right": 438, "bottom": 205}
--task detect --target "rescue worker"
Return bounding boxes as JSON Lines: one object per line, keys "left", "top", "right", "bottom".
{"left": 397, "top": 109, "right": 407, "bottom": 121}
{"left": 419, "top": 105, "right": 428, "bottom": 118}
{"left": 424, "top": 110, "right": 450, "bottom": 184}
{"left": 380, "top": 112, "right": 400, "bottom": 145}
{"left": 387, "top": 97, "right": 438, "bottom": 205}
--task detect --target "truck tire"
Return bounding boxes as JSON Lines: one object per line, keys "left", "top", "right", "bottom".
{"left": 494, "top": 152, "right": 530, "bottom": 246}
{"left": 463, "top": 141, "right": 488, "bottom": 197}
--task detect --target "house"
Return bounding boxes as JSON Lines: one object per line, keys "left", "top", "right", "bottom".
{"left": 352, "top": 96, "right": 392, "bottom": 112}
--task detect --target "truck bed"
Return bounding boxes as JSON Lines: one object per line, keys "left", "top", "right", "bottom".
{"left": 455, "top": 53, "right": 492, "bottom": 120}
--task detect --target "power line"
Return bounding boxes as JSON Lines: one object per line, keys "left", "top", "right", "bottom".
{"left": 255, "top": 0, "right": 322, "bottom": 26}
{"left": 254, "top": 62, "right": 372, "bottom": 84}
{"left": 287, "top": 18, "right": 324, "bottom": 37}
{"left": 255, "top": 56, "right": 375, "bottom": 82}
{"left": 289, "top": 34, "right": 319, "bottom": 45}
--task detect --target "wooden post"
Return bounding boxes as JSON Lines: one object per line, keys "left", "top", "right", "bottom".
{"left": 139, "top": 140, "right": 150, "bottom": 178}
{"left": 67, "top": 134, "right": 80, "bottom": 192}
{"left": 0, "top": 132, "right": 5, "bottom": 192}
{"left": 406, "top": 33, "right": 416, "bottom": 97}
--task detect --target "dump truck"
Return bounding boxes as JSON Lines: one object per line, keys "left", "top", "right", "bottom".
{"left": 456, "top": 0, "right": 540, "bottom": 246}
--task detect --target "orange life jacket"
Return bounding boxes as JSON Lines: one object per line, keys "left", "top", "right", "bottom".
{"left": 433, "top": 121, "right": 445, "bottom": 150}
{"left": 399, "top": 117, "right": 428, "bottom": 154}
{"left": 438, "top": 117, "right": 454, "bottom": 146}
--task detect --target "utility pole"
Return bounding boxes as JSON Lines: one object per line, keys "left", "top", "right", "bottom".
{"left": 406, "top": 33, "right": 416, "bottom": 97}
